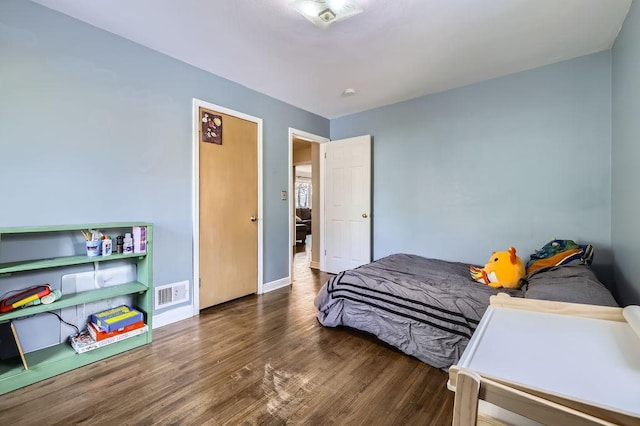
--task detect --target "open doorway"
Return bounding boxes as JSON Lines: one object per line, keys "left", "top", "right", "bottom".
{"left": 294, "top": 163, "right": 312, "bottom": 246}
{"left": 293, "top": 162, "right": 312, "bottom": 270}
{"left": 288, "top": 128, "right": 329, "bottom": 281}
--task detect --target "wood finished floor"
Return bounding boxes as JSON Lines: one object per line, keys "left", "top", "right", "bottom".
{"left": 0, "top": 241, "right": 454, "bottom": 425}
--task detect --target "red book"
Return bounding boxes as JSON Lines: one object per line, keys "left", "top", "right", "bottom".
{"left": 88, "top": 321, "right": 144, "bottom": 341}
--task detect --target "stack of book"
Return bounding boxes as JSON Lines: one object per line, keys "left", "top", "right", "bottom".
{"left": 70, "top": 305, "right": 147, "bottom": 354}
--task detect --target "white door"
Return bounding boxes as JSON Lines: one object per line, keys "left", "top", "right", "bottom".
{"left": 322, "top": 135, "right": 371, "bottom": 274}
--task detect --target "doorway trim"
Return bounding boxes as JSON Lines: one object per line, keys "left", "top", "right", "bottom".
{"left": 192, "top": 98, "right": 264, "bottom": 315}
{"left": 288, "top": 128, "right": 329, "bottom": 278}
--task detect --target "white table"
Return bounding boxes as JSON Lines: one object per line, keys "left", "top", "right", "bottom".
{"left": 448, "top": 295, "right": 640, "bottom": 426}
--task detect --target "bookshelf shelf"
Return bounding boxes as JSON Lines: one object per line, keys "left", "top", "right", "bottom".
{"left": 0, "top": 222, "right": 153, "bottom": 235}
{"left": 0, "top": 222, "right": 153, "bottom": 395}
{"left": 0, "top": 253, "right": 146, "bottom": 275}
{"left": 0, "top": 282, "right": 147, "bottom": 322}
{"left": 0, "top": 334, "right": 150, "bottom": 393}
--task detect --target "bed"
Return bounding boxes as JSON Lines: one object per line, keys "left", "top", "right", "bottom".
{"left": 313, "top": 252, "right": 618, "bottom": 369}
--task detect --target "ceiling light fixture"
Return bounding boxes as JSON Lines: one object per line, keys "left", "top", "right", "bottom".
{"left": 290, "top": 0, "right": 363, "bottom": 29}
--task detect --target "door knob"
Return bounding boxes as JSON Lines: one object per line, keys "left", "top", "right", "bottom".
{"left": 250, "top": 216, "right": 257, "bottom": 222}
{"left": 362, "top": 213, "right": 368, "bottom": 218}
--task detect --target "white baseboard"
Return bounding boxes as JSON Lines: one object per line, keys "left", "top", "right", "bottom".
{"left": 153, "top": 304, "right": 194, "bottom": 329}
{"left": 309, "top": 260, "right": 320, "bottom": 270}
{"left": 263, "top": 276, "right": 291, "bottom": 293}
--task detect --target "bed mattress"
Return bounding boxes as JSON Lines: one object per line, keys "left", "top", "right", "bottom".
{"left": 314, "top": 253, "right": 523, "bottom": 369}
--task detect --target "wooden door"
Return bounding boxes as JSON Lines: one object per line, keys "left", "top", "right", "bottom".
{"left": 324, "top": 135, "right": 371, "bottom": 274}
{"left": 199, "top": 107, "right": 258, "bottom": 308}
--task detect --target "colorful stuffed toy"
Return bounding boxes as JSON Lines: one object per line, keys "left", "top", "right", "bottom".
{"left": 526, "top": 239, "right": 592, "bottom": 275}
{"left": 470, "top": 247, "right": 525, "bottom": 289}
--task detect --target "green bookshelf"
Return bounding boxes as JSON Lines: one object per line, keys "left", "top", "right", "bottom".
{"left": 0, "top": 222, "right": 153, "bottom": 395}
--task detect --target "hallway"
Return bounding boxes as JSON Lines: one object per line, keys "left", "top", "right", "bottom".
{"left": 293, "top": 235, "right": 313, "bottom": 284}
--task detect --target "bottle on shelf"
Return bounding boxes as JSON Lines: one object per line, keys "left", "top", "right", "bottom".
{"left": 123, "top": 233, "right": 133, "bottom": 254}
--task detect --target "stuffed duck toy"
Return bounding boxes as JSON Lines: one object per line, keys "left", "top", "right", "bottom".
{"left": 470, "top": 247, "right": 525, "bottom": 289}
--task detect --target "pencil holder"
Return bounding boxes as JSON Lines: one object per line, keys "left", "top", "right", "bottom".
{"left": 86, "top": 240, "right": 101, "bottom": 257}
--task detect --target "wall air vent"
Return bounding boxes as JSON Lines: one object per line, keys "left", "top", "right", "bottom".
{"left": 155, "top": 280, "right": 189, "bottom": 309}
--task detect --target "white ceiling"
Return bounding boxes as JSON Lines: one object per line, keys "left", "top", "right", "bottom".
{"left": 32, "top": 0, "right": 631, "bottom": 119}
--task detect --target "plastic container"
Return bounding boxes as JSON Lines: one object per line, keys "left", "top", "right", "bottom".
{"left": 123, "top": 233, "right": 133, "bottom": 254}
{"left": 101, "top": 238, "right": 112, "bottom": 256}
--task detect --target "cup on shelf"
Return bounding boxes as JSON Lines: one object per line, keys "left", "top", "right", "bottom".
{"left": 86, "top": 240, "right": 100, "bottom": 258}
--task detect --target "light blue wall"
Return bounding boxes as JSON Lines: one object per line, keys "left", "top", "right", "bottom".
{"left": 0, "top": 0, "right": 329, "bottom": 313}
{"left": 612, "top": 1, "right": 640, "bottom": 306}
{"left": 332, "top": 52, "right": 613, "bottom": 284}
{"left": 1, "top": 0, "right": 628, "bottom": 315}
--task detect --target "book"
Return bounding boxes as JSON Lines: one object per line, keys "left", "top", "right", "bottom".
{"left": 132, "top": 226, "right": 147, "bottom": 254}
{"left": 69, "top": 330, "right": 95, "bottom": 354}
{"left": 70, "top": 324, "right": 148, "bottom": 354}
{"left": 0, "top": 321, "right": 29, "bottom": 370}
{"left": 90, "top": 305, "right": 144, "bottom": 333}
{"left": 0, "top": 322, "right": 20, "bottom": 361}
{"left": 88, "top": 320, "right": 144, "bottom": 341}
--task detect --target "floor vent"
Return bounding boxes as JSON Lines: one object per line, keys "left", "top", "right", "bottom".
{"left": 155, "top": 280, "right": 189, "bottom": 309}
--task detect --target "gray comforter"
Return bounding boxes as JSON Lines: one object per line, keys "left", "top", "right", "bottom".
{"left": 314, "top": 253, "right": 523, "bottom": 369}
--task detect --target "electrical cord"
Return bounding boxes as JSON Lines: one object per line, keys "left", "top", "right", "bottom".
{"left": 12, "top": 311, "right": 81, "bottom": 337}
{"left": 44, "top": 311, "right": 80, "bottom": 335}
